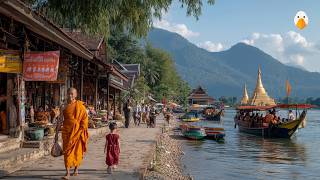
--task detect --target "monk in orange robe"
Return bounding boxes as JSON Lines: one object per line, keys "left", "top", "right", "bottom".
{"left": 62, "top": 88, "right": 89, "bottom": 179}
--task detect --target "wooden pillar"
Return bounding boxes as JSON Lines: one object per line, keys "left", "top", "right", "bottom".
{"left": 118, "top": 91, "right": 122, "bottom": 114}
{"left": 80, "top": 58, "right": 83, "bottom": 101}
{"left": 95, "top": 75, "right": 98, "bottom": 110}
{"left": 106, "top": 73, "right": 110, "bottom": 119}
{"left": 113, "top": 89, "right": 116, "bottom": 119}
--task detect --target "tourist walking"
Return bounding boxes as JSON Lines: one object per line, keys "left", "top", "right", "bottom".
{"left": 134, "top": 103, "right": 142, "bottom": 126}
{"left": 123, "top": 99, "right": 131, "bottom": 128}
{"left": 105, "top": 122, "right": 120, "bottom": 174}
{"left": 149, "top": 105, "right": 157, "bottom": 128}
{"left": 145, "top": 104, "right": 150, "bottom": 127}
{"left": 62, "top": 88, "right": 89, "bottom": 179}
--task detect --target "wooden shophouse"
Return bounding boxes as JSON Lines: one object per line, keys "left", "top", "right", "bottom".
{"left": 0, "top": 0, "right": 128, "bottom": 138}
{"left": 65, "top": 30, "right": 129, "bottom": 119}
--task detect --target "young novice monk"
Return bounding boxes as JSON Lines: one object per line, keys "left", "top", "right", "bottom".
{"left": 104, "top": 122, "right": 120, "bottom": 174}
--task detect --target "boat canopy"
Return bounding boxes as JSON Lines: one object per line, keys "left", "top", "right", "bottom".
{"left": 277, "top": 104, "right": 316, "bottom": 109}
{"left": 237, "top": 104, "right": 315, "bottom": 111}
{"left": 236, "top": 105, "right": 276, "bottom": 111}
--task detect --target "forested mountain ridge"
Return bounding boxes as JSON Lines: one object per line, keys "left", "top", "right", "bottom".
{"left": 147, "top": 28, "right": 320, "bottom": 98}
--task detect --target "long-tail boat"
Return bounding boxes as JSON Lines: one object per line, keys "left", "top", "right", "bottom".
{"left": 234, "top": 104, "right": 312, "bottom": 138}
{"left": 202, "top": 108, "right": 224, "bottom": 121}
{"left": 180, "top": 124, "right": 206, "bottom": 140}
{"left": 180, "top": 111, "right": 200, "bottom": 122}
{"left": 204, "top": 127, "right": 225, "bottom": 140}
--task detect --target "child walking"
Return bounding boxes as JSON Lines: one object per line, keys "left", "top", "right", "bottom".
{"left": 104, "top": 122, "right": 120, "bottom": 174}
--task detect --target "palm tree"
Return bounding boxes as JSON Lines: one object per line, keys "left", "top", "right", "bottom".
{"left": 143, "top": 59, "right": 160, "bottom": 87}
{"left": 144, "top": 68, "right": 160, "bottom": 86}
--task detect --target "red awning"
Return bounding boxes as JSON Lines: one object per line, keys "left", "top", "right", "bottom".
{"left": 236, "top": 105, "right": 277, "bottom": 111}
{"left": 237, "top": 104, "right": 316, "bottom": 111}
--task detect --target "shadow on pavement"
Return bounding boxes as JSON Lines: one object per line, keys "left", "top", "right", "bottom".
{"left": 2, "top": 169, "right": 138, "bottom": 180}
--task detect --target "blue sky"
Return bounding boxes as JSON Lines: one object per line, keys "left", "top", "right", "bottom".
{"left": 153, "top": 0, "right": 320, "bottom": 72}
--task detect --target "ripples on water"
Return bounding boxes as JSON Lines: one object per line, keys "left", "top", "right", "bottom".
{"left": 182, "top": 109, "right": 320, "bottom": 180}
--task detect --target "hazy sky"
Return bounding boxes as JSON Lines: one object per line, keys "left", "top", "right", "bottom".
{"left": 153, "top": 0, "right": 320, "bottom": 72}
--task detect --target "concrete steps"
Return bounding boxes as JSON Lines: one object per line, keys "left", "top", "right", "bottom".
{"left": 0, "top": 136, "right": 21, "bottom": 154}
{"left": 0, "top": 147, "right": 44, "bottom": 176}
{"left": 0, "top": 127, "right": 108, "bottom": 177}
{"left": 0, "top": 135, "right": 49, "bottom": 177}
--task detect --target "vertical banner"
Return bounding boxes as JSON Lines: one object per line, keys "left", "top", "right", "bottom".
{"left": 23, "top": 51, "right": 60, "bottom": 81}
{"left": 0, "top": 49, "right": 22, "bottom": 73}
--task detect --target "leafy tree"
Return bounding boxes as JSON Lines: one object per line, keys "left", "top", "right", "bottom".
{"left": 27, "top": 0, "right": 215, "bottom": 37}
{"left": 107, "top": 32, "right": 190, "bottom": 105}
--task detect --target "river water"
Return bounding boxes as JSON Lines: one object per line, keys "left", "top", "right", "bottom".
{"left": 181, "top": 109, "right": 320, "bottom": 180}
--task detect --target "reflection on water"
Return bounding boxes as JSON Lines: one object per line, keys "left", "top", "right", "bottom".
{"left": 182, "top": 109, "right": 320, "bottom": 180}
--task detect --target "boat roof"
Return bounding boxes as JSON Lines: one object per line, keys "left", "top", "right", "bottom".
{"left": 237, "top": 104, "right": 315, "bottom": 111}
{"left": 277, "top": 104, "right": 316, "bottom": 109}
{"left": 236, "top": 105, "right": 276, "bottom": 111}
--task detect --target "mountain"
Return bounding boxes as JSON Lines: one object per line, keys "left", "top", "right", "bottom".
{"left": 147, "top": 28, "right": 320, "bottom": 98}
{"left": 285, "top": 62, "right": 307, "bottom": 71}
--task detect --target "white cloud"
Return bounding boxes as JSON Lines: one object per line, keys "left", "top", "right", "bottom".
{"left": 153, "top": 19, "right": 225, "bottom": 52}
{"left": 290, "top": 54, "right": 304, "bottom": 65}
{"left": 197, "top": 41, "right": 225, "bottom": 52}
{"left": 242, "top": 31, "right": 319, "bottom": 69}
{"left": 287, "top": 31, "right": 310, "bottom": 48}
{"left": 153, "top": 19, "right": 199, "bottom": 39}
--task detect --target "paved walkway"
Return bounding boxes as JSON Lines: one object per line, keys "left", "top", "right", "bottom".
{"left": 3, "top": 117, "right": 163, "bottom": 180}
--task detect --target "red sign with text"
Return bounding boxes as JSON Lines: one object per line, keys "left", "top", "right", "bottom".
{"left": 23, "top": 51, "right": 60, "bottom": 81}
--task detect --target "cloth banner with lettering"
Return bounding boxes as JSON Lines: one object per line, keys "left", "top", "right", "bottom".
{"left": 0, "top": 49, "right": 22, "bottom": 73}
{"left": 23, "top": 51, "right": 60, "bottom": 81}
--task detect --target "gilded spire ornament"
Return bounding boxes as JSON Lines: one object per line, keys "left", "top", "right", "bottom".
{"left": 249, "top": 66, "right": 276, "bottom": 106}
{"left": 240, "top": 84, "right": 249, "bottom": 105}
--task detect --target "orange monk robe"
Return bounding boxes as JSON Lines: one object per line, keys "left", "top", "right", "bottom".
{"left": 62, "top": 100, "right": 89, "bottom": 168}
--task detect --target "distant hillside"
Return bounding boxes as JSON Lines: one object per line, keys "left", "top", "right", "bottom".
{"left": 147, "top": 28, "right": 320, "bottom": 98}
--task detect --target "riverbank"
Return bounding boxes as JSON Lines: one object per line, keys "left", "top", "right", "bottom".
{"left": 145, "top": 119, "right": 191, "bottom": 180}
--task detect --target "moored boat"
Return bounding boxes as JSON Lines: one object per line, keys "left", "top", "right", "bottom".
{"left": 204, "top": 127, "right": 225, "bottom": 140}
{"left": 203, "top": 109, "right": 223, "bottom": 121}
{"left": 234, "top": 105, "right": 310, "bottom": 138}
{"left": 180, "top": 124, "right": 206, "bottom": 140}
{"left": 180, "top": 111, "right": 200, "bottom": 122}
{"left": 202, "top": 102, "right": 225, "bottom": 121}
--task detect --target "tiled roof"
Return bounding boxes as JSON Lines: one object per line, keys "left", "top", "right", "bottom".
{"left": 122, "top": 64, "right": 140, "bottom": 74}
{"left": 62, "top": 29, "right": 104, "bottom": 51}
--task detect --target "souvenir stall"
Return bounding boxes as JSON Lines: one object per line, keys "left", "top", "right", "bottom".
{"left": 23, "top": 51, "right": 61, "bottom": 140}
{"left": 0, "top": 50, "right": 24, "bottom": 138}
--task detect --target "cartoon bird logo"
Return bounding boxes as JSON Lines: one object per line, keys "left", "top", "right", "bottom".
{"left": 294, "top": 11, "right": 308, "bottom": 30}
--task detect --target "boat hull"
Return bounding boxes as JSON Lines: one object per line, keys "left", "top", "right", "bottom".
{"left": 183, "top": 130, "right": 206, "bottom": 140}
{"left": 181, "top": 125, "right": 206, "bottom": 140}
{"left": 205, "top": 132, "right": 225, "bottom": 140}
{"left": 204, "top": 114, "right": 221, "bottom": 121}
{"left": 238, "top": 126, "right": 292, "bottom": 138}
{"left": 181, "top": 117, "right": 200, "bottom": 122}
{"left": 204, "top": 127, "right": 225, "bottom": 140}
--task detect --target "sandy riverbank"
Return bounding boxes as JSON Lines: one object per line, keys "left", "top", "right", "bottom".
{"left": 145, "top": 120, "right": 191, "bottom": 180}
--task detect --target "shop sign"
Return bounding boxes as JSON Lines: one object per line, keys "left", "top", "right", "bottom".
{"left": 23, "top": 51, "right": 60, "bottom": 81}
{"left": 0, "top": 49, "right": 22, "bottom": 73}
